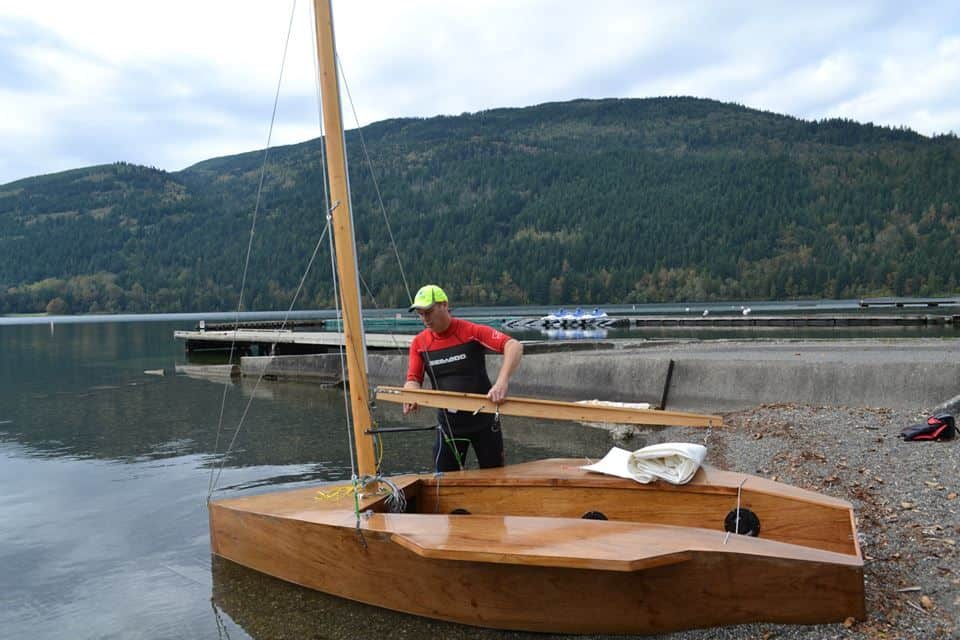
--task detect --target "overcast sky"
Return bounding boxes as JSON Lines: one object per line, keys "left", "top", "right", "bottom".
{"left": 1, "top": 1, "right": 958, "bottom": 186}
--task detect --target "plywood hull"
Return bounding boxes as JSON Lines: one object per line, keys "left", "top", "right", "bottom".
{"left": 209, "top": 460, "right": 865, "bottom": 634}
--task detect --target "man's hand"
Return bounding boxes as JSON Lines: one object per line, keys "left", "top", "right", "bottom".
{"left": 487, "top": 380, "right": 508, "bottom": 404}
{"left": 402, "top": 380, "right": 421, "bottom": 414}
{"left": 487, "top": 339, "right": 522, "bottom": 404}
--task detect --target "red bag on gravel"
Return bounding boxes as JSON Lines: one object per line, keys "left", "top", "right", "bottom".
{"left": 900, "top": 414, "right": 956, "bottom": 441}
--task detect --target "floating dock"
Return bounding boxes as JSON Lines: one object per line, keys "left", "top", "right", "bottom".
{"left": 859, "top": 297, "right": 959, "bottom": 308}
{"left": 504, "top": 314, "right": 957, "bottom": 329}
{"left": 174, "top": 329, "right": 412, "bottom": 355}
{"left": 195, "top": 319, "right": 326, "bottom": 331}
{"left": 628, "top": 314, "right": 957, "bottom": 327}
{"left": 504, "top": 317, "right": 630, "bottom": 329}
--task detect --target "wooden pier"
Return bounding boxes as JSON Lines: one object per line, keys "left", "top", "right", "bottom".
{"left": 174, "top": 329, "right": 412, "bottom": 355}
{"left": 504, "top": 314, "right": 957, "bottom": 329}
{"left": 859, "top": 297, "right": 959, "bottom": 308}
{"left": 630, "top": 314, "right": 957, "bottom": 327}
{"left": 195, "top": 318, "right": 326, "bottom": 332}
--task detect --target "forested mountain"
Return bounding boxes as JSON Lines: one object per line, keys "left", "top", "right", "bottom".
{"left": 1, "top": 97, "right": 958, "bottom": 314}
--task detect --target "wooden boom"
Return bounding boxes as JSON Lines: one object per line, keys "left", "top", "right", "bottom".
{"left": 375, "top": 386, "right": 723, "bottom": 427}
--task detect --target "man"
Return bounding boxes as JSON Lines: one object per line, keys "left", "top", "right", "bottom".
{"left": 403, "top": 284, "right": 523, "bottom": 471}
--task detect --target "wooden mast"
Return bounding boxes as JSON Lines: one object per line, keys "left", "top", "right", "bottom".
{"left": 312, "top": 0, "right": 377, "bottom": 475}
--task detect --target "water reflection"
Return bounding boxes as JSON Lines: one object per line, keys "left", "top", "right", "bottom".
{"left": 505, "top": 322, "right": 958, "bottom": 343}
{"left": 211, "top": 555, "right": 478, "bottom": 640}
{"left": 541, "top": 327, "right": 609, "bottom": 340}
{"left": 212, "top": 555, "right": 638, "bottom": 640}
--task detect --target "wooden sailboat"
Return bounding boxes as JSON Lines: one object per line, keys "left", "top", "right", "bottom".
{"left": 209, "top": 1, "right": 865, "bottom": 633}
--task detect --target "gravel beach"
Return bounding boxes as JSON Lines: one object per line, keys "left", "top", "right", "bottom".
{"left": 652, "top": 402, "right": 959, "bottom": 640}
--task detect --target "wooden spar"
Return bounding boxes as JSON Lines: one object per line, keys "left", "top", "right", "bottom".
{"left": 312, "top": 0, "right": 376, "bottom": 475}
{"left": 375, "top": 386, "right": 724, "bottom": 427}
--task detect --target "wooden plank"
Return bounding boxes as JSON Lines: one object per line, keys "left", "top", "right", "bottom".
{"left": 379, "top": 513, "right": 861, "bottom": 570}
{"left": 174, "top": 329, "right": 411, "bottom": 349}
{"left": 375, "top": 385, "right": 723, "bottom": 427}
{"left": 387, "top": 516, "right": 695, "bottom": 572}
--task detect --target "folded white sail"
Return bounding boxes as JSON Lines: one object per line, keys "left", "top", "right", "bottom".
{"left": 582, "top": 443, "right": 707, "bottom": 485}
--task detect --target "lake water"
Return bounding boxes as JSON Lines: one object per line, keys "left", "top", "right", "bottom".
{"left": 0, "top": 318, "right": 624, "bottom": 640}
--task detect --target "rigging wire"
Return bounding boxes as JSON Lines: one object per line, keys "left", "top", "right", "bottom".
{"left": 326, "top": 53, "right": 424, "bottom": 480}
{"left": 335, "top": 56, "right": 420, "bottom": 509}
{"left": 207, "top": 222, "right": 331, "bottom": 497}
{"left": 325, "top": 203, "right": 367, "bottom": 533}
{"left": 337, "top": 54, "right": 414, "bottom": 303}
{"left": 208, "top": 0, "right": 299, "bottom": 498}
{"left": 207, "top": 1, "right": 355, "bottom": 502}
{"left": 339, "top": 56, "right": 478, "bottom": 481}
{"left": 723, "top": 478, "right": 749, "bottom": 545}
{"left": 207, "top": 0, "right": 346, "bottom": 498}
{"left": 207, "top": 3, "right": 432, "bottom": 505}
{"left": 326, "top": 203, "right": 358, "bottom": 480}
{"left": 332, "top": 56, "right": 412, "bottom": 370}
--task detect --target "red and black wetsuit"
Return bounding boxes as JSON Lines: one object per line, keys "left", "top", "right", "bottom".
{"left": 406, "top": 318, "right": 512, "bottom": 471}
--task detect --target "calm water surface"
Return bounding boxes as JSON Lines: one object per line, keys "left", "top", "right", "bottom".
{"left": 0, "top": 319, "right": 621, "bottom": 640}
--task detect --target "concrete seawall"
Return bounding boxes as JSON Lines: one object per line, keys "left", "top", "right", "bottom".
{"left": 240, "top": 338, "right": 960, "bottom": 412}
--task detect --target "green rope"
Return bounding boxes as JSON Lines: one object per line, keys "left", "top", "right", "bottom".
{"left": 443, "top": 434, "right": 470, "bottom": 470}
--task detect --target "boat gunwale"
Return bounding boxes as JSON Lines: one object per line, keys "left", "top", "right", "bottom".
{"left": 418, "top": 458, "right": 858, "bottom": 510}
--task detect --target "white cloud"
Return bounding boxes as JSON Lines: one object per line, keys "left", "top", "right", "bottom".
{"left": 1, "top": 0, "right": 958, "bottom": 185}
{"left": 746, "top": 53, "right": 862, "bottom": 115}
{"left": 823, "top": 33, "right": 960, "bottom": 133}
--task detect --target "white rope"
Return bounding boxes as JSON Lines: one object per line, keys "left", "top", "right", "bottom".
{"left": 208, "top": 0, "right": 346, "bottom": 497}
{"left": 207, "top": 223, "right": 331, "bottom": 496}
{"left": 326, "top": 203, "right": 358, "bottom": 481}
{"left": 723, "top": 477, "right": 748, "bottom": 544}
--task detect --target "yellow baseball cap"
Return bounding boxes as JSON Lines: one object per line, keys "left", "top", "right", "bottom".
{"left": 408, "top": 284, "right": 448, "bottom": 312}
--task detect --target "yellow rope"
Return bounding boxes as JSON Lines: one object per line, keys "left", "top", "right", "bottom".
{"left": 376, "top": 433, "right": 384, "bottom": 469}
{"left": 314, "top": 485, "right": 357, "bottom": 501}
